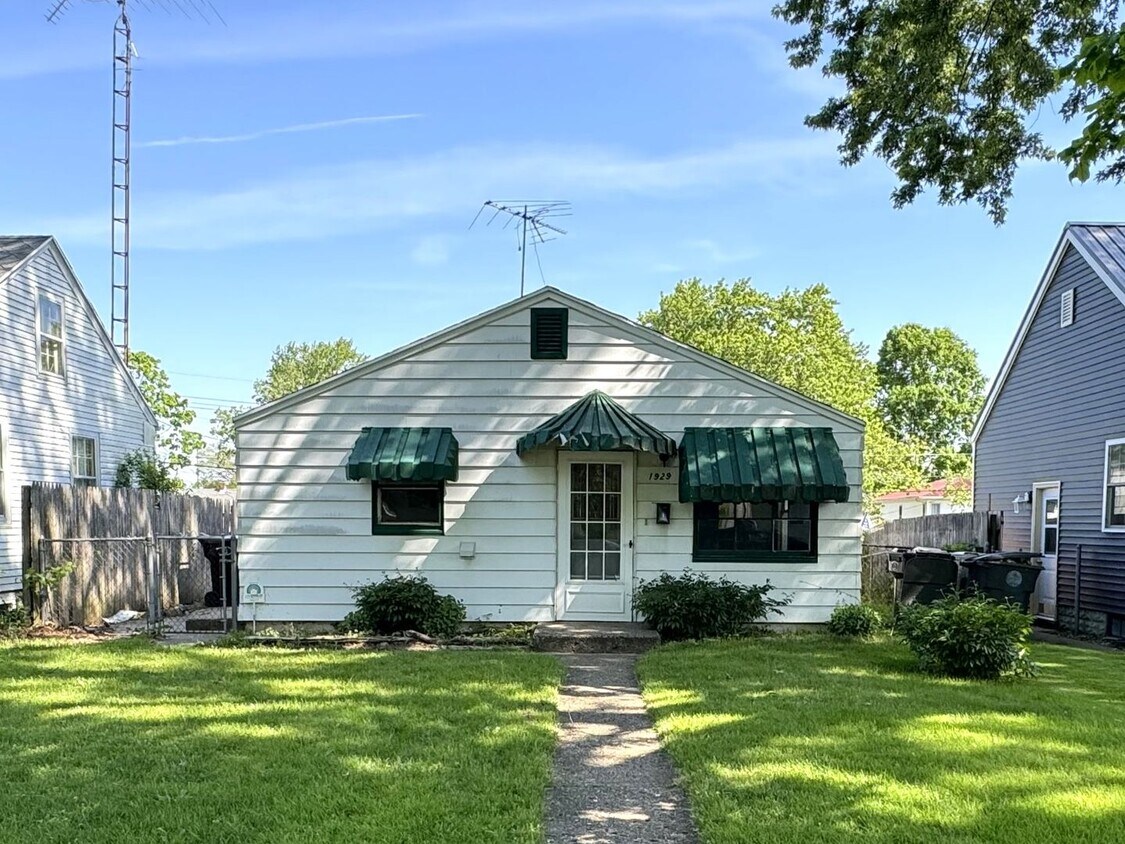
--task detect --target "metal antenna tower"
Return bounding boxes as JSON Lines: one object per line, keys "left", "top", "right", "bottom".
{"left": 111, "top": 0, "right": 133, "bottom": 363}
{"left": 46, "top": 0, "right": 224, "bottom": 364}
{"left": 471, "top": 200, "right": 570, "bottom": 295}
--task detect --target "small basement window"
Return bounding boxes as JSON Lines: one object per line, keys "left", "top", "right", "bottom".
{"left": 1061, "top": 288, "right": 1075, "bottom": 327}
{"left": 373, "top": 483, "right": 444, "bottom": 535}
{"left": 530, "top": 307, "right": 568, "bottom": 360}
{"left": 693, "top": 501, "right": 817, "bottom": 563}
{"left": 1104, "top": 439, "right": 1125, "bottom": 530}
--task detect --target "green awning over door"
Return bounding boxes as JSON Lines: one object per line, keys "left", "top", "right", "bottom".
{"left": 516, "top": 390, "right": 677, "bottom": 459}
{"left": 679, "top": 427, "right": 849, "bottom": 503}
{"left": 346, "top": 427, "right": 459, "bottom": 482}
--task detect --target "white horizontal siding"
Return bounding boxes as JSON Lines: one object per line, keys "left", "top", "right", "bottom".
{"left": 0, "top": 246, "right": 151, "bottom": 593}
{"left": 237, "top": 293, "right": 864, "bottom": 623}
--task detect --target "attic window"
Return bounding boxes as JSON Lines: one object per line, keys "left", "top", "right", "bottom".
{"left": 1061, "top": 288, "right": 1075, "bottom": 328}
{"left": 531, "top": 308, "right": 568, "bottom": 360}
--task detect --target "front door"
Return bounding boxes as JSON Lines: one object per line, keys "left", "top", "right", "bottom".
{"left": 556, "top": 454, "right": 634, "bottom": 621}
{"left": 1035, "top": 486, "right": 1060, "bottom": 620}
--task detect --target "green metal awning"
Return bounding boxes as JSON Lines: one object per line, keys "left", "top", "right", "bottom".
{"left": 516, "top": 390, "right": 677, "bottom": 459}
{"left": 346, "top": 427, "right": 459, "bottom": 482}
{"left": 679, "top": 427, "right": 849, "bottom": 503}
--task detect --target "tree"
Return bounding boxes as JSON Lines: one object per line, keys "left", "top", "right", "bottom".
{"left": 875, "top": 324, "right": 985, "bottom": 473}
{"left": 639, "top": 279, "right": 925, "bottom": 504}
{"left": 773, "top": 1, "right": 1120, "bottom": 222}
{"left": 1059, "top": 25, "right": 1125, "bottom": 183}
{"left": 202, "top": 339, "right": 368, "bottom": 489}
{"left": 128, "top": 351, "right": 205, "bottom": 471}
{"left": 253, "top": 338, "right": 367, "bottom": 404}
{"left": 115, "top": 449, "right": 181, "bottom": 492}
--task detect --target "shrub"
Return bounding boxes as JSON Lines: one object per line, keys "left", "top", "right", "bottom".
{"left": 827, "top": 603, "right": 884, "bottom": 637}
{"left": 897, "top": 593, "right": 1036, "bottom": 680}
{"left": 634, "top": 570, "right": 789, "bottom": 641}
{"left": 344, "top": 575, "right": 466, "bottom": 638}
{"left": 0, "top": 603, "right": 30, "bottom": 638}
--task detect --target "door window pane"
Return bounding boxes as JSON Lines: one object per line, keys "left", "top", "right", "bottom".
{"left": 570, "top": 553, "right": 586, "bottom": 578}
{"left": 587, "top": 553, "right": 604, "bottom": 580}
{"left": 571, "top": 494, "right": 586, "bottom": 520}
{"left": 605, "top": 464, "right": 621, "bottom": 492}
{"left": 1044, "top": 526, "right": 1058, "bottom": 555}
{"left": 588, "top": 494, "right": 604, "bottom": 520}
{"left": 571, "top": 463, "right": 587, "bottom": 491}
{"left": 604, "top": 553, "right": 621, "bottom": 579}
{"left": 568, "top": 462, "right": 626, "bottom": 582}
{"left": 589, "top": 464, "right": 605, "bottom": 492}
{"left": 570, "top": 523, "right": 587, "bottom": 550}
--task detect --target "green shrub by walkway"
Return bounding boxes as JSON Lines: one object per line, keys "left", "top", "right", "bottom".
{"left": 639, "top": 634, "right": 1125, "bottom": 844}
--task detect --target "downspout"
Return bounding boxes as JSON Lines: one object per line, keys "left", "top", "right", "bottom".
{"left": 1074, "top": 544, "right": 1083, "bottom": 636}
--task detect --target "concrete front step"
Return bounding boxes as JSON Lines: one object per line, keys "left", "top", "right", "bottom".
{"left": 532, "top": 621, "right": 661, "bottom": 654}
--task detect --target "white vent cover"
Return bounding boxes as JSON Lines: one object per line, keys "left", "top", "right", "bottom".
{"left": 1061, "top": 288, "right": 1075, "bottom": 328}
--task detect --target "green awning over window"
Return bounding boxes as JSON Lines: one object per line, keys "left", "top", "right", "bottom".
{"left": 346, "top": 427, "right": 459, "bottom": 482}
{"left": 516, "top": 390, "right": 677, "bottom": 459}
{"left": 679, "top": 427, "right": 849, "bottom": 504}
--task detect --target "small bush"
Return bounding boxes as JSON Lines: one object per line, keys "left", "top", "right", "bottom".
{"left": 634, "top": 570, "right": 788, "bottom": 641}
{"left": 345, "top": 575, "right": 466, "bottom": 638}
{"left": 897, "top": 593, "right": 1036, "bottom": 680}
{"left": 827, "top": 603, "right": 884, "bottom": 637}
{"left": 0, "top": 603, "right": 30, "bottom": 638}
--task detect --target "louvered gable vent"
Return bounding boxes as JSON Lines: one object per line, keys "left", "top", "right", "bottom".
{"left": 530, "top": 307, "right": 568, "bottom": 359}
{"left": 1061, "top": 288, "right": 1075, "bottom": 328}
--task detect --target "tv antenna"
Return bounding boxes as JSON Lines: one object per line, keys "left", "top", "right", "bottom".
{"left": 45, "top": 0, "right": 224, "bottom": 363}
{"left": 471, "top": 200, "right": 570, "bottom": 295}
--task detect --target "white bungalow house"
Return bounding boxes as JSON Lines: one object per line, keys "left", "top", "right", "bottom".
{"left": 0, "top": 237, "right": 157, "bottom": 603}
{"left": 234, "top": 288, "right": 865, "bottom": 625}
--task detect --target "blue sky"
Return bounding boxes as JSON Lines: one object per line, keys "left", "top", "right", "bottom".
{"left": 3, "top": 0, "right": 1122, "bottom": 428}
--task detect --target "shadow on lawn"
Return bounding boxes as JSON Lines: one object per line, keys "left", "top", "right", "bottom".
{"left": 0, "top": 640, "right": 562, "bottom": 844}
{"left": 640, "top": 636, "right": 1125, "bottom": 844}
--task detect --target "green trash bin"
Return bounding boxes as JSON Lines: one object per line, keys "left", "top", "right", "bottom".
{"left": 959, "top": 552, "right": 1042, "bottom": 612}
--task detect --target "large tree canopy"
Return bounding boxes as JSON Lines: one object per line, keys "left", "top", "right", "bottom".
{"left": 876, "top": 323, "right": 985, "bottom": 456}
{"left": 639, "top": 279, "right": 924, "bottom": 504}
{"left": 201, "top": 338, "right": 368, "bottom": 489}
{"left": 773, "top": 0, "right": 1120, "bottom": 222}
{"left": 128, "top": 351, "right": 205, "bottom": 472}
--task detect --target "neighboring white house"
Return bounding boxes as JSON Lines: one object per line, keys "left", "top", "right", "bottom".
{"left": 234, "top": 288, "right": 865, "bottom": 625}
{"left": 876, "top": 478, "right": 972, "bottom": 523}
{"left": 0, "top": 237, "right": 156, "bottom": 602}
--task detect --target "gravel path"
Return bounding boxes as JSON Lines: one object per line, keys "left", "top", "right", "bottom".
{"left": 544, "top": 654, "right": 699, "bottom": 844}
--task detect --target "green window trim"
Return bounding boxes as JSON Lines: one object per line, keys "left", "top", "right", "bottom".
{"left": 370, "top": 482, "right": 446, "bottom": 536}
{"left": 530, "top": 307, "right": 568, "bottom": 360}
{"left": 691, "top": 501, "right": 819, "bottom": 564}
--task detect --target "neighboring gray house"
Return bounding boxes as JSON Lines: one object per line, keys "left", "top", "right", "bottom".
{"left": 973, "top": 223, "right": 1125, "bottom": 636}
{"left": 0, "top": 237, "right": 156, "bottom": 604}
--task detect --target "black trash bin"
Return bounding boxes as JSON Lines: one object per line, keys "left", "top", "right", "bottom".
{"left": 959, "top": 552, "right": 1042, "bottom": 612}
{"left": 197, "top": 536, "right": 237, "bottom": 608}
{"left": 888, "top": 547, "right": 959, "bottom": 606}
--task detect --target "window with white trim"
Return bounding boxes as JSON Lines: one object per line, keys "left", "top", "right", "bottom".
{"left": 38, "top": 295, "right": 65, "bottom": 376}
{"left": 72, "top": 436, "right": 98, "bottom": 486}
{"left": 1061, "top": 288, "right": 1075, "bottom": 328}
{"left": 1106, "top": 440, "right": 1125, "bottom": 530}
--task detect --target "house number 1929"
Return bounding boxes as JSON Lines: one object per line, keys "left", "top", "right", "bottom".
{"left": 648, "top": 472, "right": 673, "bottom": 481}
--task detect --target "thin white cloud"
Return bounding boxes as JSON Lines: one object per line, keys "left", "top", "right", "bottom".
{"left": 34, "top": 136, "right": 839, "bottom": 250}
{"left": 137, "top": 114, "right": 422, "bottom": 149}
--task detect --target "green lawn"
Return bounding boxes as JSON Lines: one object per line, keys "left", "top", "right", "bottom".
{"left": 639, "top": 634, "right": 1125, "bottom": 844}
{"left": 0, "top": 639, "right": 562, "bottom": 844}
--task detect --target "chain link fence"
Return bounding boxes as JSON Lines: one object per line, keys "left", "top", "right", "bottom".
{"left": 36, "top": 536, "right": 237, "bottom": 634}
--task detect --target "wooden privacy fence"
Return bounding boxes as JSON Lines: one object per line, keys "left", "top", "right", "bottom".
{"left": 23, "top": 483, "right": 235, "bottom": 625}
{"left": 861, "top": 511, "right": 994, "bottom": 603}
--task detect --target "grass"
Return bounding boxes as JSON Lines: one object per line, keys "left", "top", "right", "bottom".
{"left": 0, "top": 639, "right": 563, "bottom": 844}
{"left": 639, "top": 634, "right": 1125, "bottom": 844}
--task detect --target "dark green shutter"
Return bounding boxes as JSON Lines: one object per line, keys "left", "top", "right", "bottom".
{"left": 531, "top": 308, "right": 568, "bottom": 360}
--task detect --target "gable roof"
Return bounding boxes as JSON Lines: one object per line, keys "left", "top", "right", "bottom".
{"left": 0, "top": 236, "right": 51, "bottom": 284}
{"left": 876, "top": 477, "right": 971, "bottom": 502}
{"left": 971, "top": 222, "right": 1125, "bottom": 444}
{"left": 235, "top": 286, "right": 866, "bottom": 432}
{"left": 0, "top": 235, "right": 157, "bottom": 428}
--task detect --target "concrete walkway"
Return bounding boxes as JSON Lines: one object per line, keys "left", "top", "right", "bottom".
{"left": 544, "top": 654, "right": 698, "bottom": 844}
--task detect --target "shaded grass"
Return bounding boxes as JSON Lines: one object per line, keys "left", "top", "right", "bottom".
{"left": 639, "top": 634, "right": 1125, "bottom": 844}
{"left": 0, "top": 639, "right": 563, "bottom": 843}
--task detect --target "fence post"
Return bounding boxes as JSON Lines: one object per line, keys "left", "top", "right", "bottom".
{"left": 146, "top": 540, "right": 159, "bottom": 628}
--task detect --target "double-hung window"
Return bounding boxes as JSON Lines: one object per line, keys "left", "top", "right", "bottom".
{"left": 372, "top": 484, "right": 444, "bottom": 535}
{"left": 38, "top": 295, "right": 65, "bottom": 377}
{"left": 693, "top": 501, "right": 817, "bottom": 562}
{"left": 72, "top": 436, "right": 98, "bottom": 486}
{"left": 1105, "top": 439, "right": 1125, "bottom": 530}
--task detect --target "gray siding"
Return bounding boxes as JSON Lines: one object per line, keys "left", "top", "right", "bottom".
{"left": 975, "top": 244, "right": 1125, "bottom": 617}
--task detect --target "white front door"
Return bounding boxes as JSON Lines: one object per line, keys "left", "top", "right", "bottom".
{"left": 556, "top": 453, "right": 634, "bottom": 621}
{"left": 1035, "top": 486, "right": 1060, "bottom": 620}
